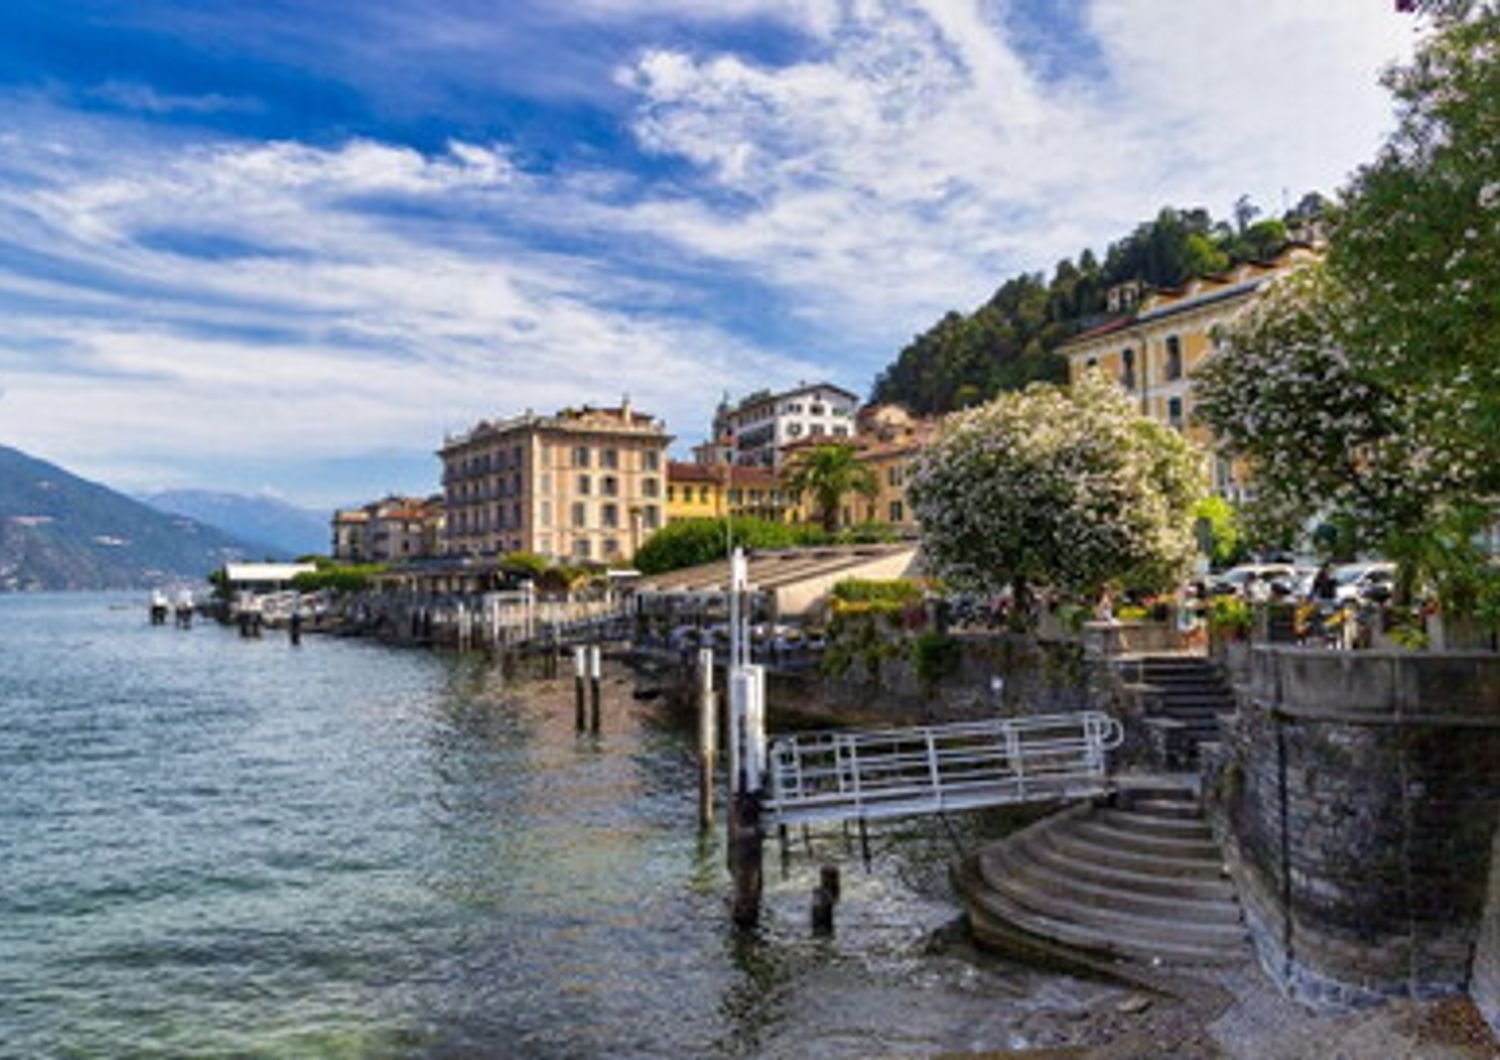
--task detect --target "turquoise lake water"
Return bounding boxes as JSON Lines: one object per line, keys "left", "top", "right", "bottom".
{"left": 0, "top": 593, "right": 1108, "bottom": 1058}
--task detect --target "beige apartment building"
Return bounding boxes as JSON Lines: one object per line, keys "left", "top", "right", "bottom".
{"left": 331, "top": 495, "right": 444, "bottom": 562}
{"left": 440, "top": 402, "right": 672, "bottom": 564}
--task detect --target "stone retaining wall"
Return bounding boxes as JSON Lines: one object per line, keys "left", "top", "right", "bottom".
{"left": 1205, "top": 646, "right": 1500, "bottom": 1009}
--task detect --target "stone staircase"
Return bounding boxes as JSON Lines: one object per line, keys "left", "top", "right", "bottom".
{"left": 957, "top": 782, "right": 1249, "bottom": 968}
{"left": 1126, "top": 655, "right": 1237, "bottom": 770}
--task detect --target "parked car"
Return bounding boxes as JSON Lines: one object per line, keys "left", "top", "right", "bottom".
{"left": 1333, "top": 562, "right": 1397, "bottom": 603}
{"left": 1210, "top": 564, "right": 1298, "bottom": 597}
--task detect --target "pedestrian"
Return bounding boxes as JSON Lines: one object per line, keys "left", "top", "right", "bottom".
{"left": 1312, "top": 563, "right": 1337, "bottom": 603}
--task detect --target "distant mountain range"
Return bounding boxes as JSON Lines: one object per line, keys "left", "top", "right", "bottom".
{"left": 0, "top": 445, "right": 261, "bottom": 591}
{"left": 140, "top": 489, "right": 330, "bottom": 558}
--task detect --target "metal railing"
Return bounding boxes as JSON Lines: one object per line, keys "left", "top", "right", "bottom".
{"left": 765, "top": 711, "right": 1125, "bottom": 827}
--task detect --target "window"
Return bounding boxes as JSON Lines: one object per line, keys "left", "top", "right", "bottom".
{"left": 1168, "top": 396, "right": 1185, "bottom": 430}
{"left": 1087, "top": 357, "right": 1098, "bottom": 370}
{"left": 541, "top": 501, "right": 552, "bottom": 527}
{"left": 729, "top": 488, "right": 743, "bottom": 504}
{"left": 573, "top": 538, "right": 591, "bottom": 559}
{"left": 512, "top": 502, "right": 522, "bottom": 528}
{"left": 643, "top": 451, "right": 660, "bottom": 472}
{"left": 602, "top": 475, "right": 619, "bottom": 497}
{"left": 1165, "top": 336, "right": 1183, "bottom": 381}
{"left": 1121, "top": 348, "right": 1136, "bottom": 390}
{"left": 577, "top": 474, "right": 591, "bottom": 495}
{"left": 643, "top": 505, "right": 660, "bottom": 530}
{"left": 787, "top": 423, "right": 803, "bottom": 438}
{"left": 603, "top": 538, "right": 620, "bottom": 557}
{"left": 573, "top": 446, "right": 590, "bottom": 468}
{"left": 642, "top": 478, "right": 659, "bottom": 498}
{"left": 832, "top": 425, "right": 849, "bottom": 437}
{"left": 810, "top": 403, "right": 825, "bottom": 415}
{"left": 602, "top": 503, "right": 619, "bottom": 529}
{"left": 888, "top": 467, "right": 902, "bottom": 487}
{"left": 512, "top": 445, "right": 524, "bottom": 469}
{"left": 540, "top": 473, "right": 552, "bottom": 494}
{"left": 890, "top": 500, "right": 905, "bottom": 523}
{"left": 571, "top": 502, "right": 587, "bottom": 528}
{"left": 666, "top": 485, "right": 676, "bottom": 502}
{"left": 809, "top": 423, "right": 825, "bottom": 436}
{"left": 699, "top": 487, "right": 711, "bottom": 503}
{"left": 602, "top": 449, "right": 619, "bottom": 469}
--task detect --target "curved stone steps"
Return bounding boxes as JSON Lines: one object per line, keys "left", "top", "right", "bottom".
{"left": 1020, "top": 830, "right": 1236, "bottom": 903}
{"left": 978, "top": 829, "right": 1244, "bottom": 931}
{"left": 958, "top": 786, "right": 1249, "bottom": 968}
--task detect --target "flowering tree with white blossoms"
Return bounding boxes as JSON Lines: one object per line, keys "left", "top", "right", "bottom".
{"left": 1194, "top": 261, "right": 1485, "bottom": 552}
{"left": 907, "top": 371, "right": 1204, "bottom": 607}
{"left": 1198, "top": 4, "right": 1500, "bottom": 620}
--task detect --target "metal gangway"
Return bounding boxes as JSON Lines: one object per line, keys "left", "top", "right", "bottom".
{"left": 764, "top": 711, "right": 1125, "bottom": 827}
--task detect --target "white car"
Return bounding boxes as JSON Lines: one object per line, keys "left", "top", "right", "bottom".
{"left": 1332, "top": 562, "right": 1397, "bottom": 603}
{"left": 1211, "top": 563, "right": 1297, "bottom": 597}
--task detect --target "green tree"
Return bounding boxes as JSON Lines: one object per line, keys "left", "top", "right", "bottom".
{"left": 786, "top": 445, "right": 879, "bottom": 534}
{"left": 908, "top": 372, "right": 1204, "bottom": 609}
{"left": 1193, "top": 494, "right": 1246, "bottom": 569}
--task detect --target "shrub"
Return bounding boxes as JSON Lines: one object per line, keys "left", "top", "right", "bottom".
{"left": 1207, "top": 596, "right": 1252, "bottom": 639}
{"left": 633, "top": 517, "right": 811, "bottom": 575}
{"left": 911, "top": 632, "right": 963, "bottom": 696}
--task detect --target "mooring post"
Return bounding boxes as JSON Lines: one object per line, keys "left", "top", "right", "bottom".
{"left": 574, "top": 646, "right": 588, "bottom": 731}
{"left": 858, "top": 816, "right": 871, "bottom": 870}
{"left": 289, "top": 610, "right": 302, "bottom": 646}
{"left": 811, "top": 864, "right": 840, "bottom": 935}
{"left": 731, "top": 788, "right": 764, "bottom": 930}
{"left": 588, "top": 644, "right": 603, "bottom": 733}
{"left": 697, "top": 647, "right": 716, "bottom": 831}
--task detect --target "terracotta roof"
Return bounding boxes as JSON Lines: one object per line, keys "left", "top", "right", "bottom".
{"left": 667, "top": 461, "right": 783, "bottom": 487}
{"left": 1057, "top": 315, "right": 1135, "bottom": 350}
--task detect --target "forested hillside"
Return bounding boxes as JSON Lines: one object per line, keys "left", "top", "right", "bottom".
{"left": 870, "top": 194, "right": 1326, "bottom": 415}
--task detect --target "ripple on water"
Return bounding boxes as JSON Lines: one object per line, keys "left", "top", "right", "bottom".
{"left": 0, "top": 593, "right": 1118, "bottom": 1058}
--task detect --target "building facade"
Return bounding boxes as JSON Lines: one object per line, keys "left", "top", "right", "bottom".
{"left": 331, "top": 495, "right": 444, "bottom": 562}
{"left": 440, "top": 403, "right": 671, "bottom": 564}
{"left": 1057, "top": 245, "right": 1320, "bottom": 501}
{"left": 665, "top": 462, "right": 797, "bottom": 524}
{"left": 707, "top": 383, "right": 860, "bottom": 468}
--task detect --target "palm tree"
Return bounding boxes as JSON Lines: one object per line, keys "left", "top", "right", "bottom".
{"left": 786, "top": 444, "right": 878, "bottom": 535}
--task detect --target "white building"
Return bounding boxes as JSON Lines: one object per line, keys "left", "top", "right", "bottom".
{"left": 707, "top": 383, "right": 860, "bottom": 468}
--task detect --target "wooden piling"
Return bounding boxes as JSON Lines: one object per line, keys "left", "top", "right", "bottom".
{"left": 811, "top": 864, "right": 840, "bottom": 935}
{"left": 588, "top": 645, "right": 602, "bottom": 734}
{"left": 574, "top": 646, "right": 587, "bottom": 731}
{"left": 730, "top": 790, "right": 764, "bottom": 930}
{"left": 697, "top": 647, "right": 716, "bottom": 831}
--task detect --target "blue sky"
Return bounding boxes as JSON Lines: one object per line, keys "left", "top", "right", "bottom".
{"left": 0, "top": 0, "right": 1417, "bottom": 508}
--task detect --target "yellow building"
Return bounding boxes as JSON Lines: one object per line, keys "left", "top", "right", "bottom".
{"left": 1058, "top": 245, "right": 1319, "bottom": 501}
{"left": 665, "top": 462, "right": 796, "bottom": 523}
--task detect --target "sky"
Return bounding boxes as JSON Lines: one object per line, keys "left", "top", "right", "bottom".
{"left": 0, "top": 0, "right": 1420, "bottom": 509}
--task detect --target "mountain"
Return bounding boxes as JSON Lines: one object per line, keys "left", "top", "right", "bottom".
{"left": 140, "top": 489, "right": 329, "bottom": 558}
{"left": 0, "top": 445, "right": 259, "bottom": 591}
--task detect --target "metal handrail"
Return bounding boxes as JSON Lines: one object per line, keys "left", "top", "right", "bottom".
{"left": 765, "top": 711, "right": 1125, "bottom": 826}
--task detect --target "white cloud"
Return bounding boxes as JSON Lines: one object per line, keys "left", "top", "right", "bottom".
{"left": 0, "top": 0, "right": 1418, "bottom": 501}
{"left": 0, "top": 135, "right": 825, "bottom": 499}
{"left": 608, "top": 0, "right": 1415, "bottom": 342}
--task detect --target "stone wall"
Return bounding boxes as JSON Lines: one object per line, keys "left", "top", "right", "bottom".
{"left": 1205, "top": 646, "right": 1500, "bottom": 1008}
{"left": 1474, "top": 825, "right": 1500, "bottom": 1037}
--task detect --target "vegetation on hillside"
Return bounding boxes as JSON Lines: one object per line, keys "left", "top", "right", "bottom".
{"left": 870, "top": 195, "right": 1326, "bottom": 415}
